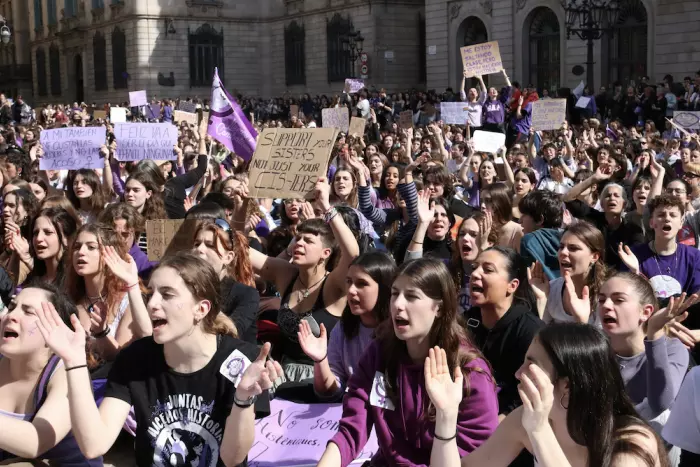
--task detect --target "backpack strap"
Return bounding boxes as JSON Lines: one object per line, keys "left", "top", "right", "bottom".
{"left": 32, "top": 355, "right": 62, "bottom": 413}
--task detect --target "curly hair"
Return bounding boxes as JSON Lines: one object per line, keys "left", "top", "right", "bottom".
{"left": 193, "top": 221, "right": 255, "bottom": 287}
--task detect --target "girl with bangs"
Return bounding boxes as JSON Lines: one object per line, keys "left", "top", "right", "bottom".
{"left": 317, "top": 258, "right": 498, "bottom": 467}
{"left": 480, "top": 182, "right": 523, "bottom": 250}
{"left": 193, "top": 219, "right": 259, "bottom": 344}
{"left": 124, "top": 171, "right": 167, "bottom": 254}
{"left": 67, "top": 169, "right": 107, "bottom": 225}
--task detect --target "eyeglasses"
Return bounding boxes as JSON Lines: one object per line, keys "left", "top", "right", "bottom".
{"left": 684, "top": 173, "right": 700, "bottom": 179}
{"left": 666, "top": 188, "right": 687, "bottom": 195}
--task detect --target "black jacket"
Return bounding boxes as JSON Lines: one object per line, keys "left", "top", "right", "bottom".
{"left": 220, "top": 277, "right": 259, "bottom": 345}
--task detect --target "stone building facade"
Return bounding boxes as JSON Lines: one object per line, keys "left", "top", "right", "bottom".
{"left": 0, "top": 0, "right": 32, "bottom": 99}
{"left": 22, "top": 0, "right": 700, "bottom": 104}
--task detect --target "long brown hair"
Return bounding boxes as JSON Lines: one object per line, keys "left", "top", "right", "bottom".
{"left": 561, "top": 221, "right": 609, "bottom": 309}
{"left": 193, "top": 221, "right": 254, "bottom": 287}
{"left": 449, "top": 212, "right": 486, "bottom": 291}
{"left": 330, "top": 166, "right": 359, "bottom": 208}
{"left": 157, "top": 252, "right": 237, "bottom": 337}
{"left": 67, "top": 169, "right": 107, "bottom": 215}
{"left": 480, "top": 182, "right": 513, "bottom": 245}
{"left": 378, "top": 258, "right": 491, "bottom": 418}
{"left": 125, "top": 172, "right": 167, "bottom": 220}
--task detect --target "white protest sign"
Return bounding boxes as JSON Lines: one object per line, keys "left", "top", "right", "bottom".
{"left": 129, "top": 90, "right": 148, "bottom": 107}
{"left": 248, "top": 128, "right": 339, "bottom": 199}
{"left": 114, "top": 123, "right": 178, "bottom": 162}
{"left": 440, "top": 102, "right": 470, "bottom": 125}
{"left": 575, "top": 96, "right": 591, "bottom": 109}
{"left": 673, "top": 111, "right": 700, "bottom": 129}
{"left": 460, "top": 41, "right": 503, "bottom": 77}
{"left": 322, "top": 107, "right": 349, "bottom": 133}
{"left": 573, "top": 81, "right": 585, "bottom": 98}
{"left": 110, "top": 107, "right": 127, "bottom": 123}
{"left": 472, "top": 130, "right": 506, "bottom": 154}
{"left": 39, "top": 126, "right": 107, "bottom": 170}
{"left": 532, "top": 99, "right": 567, "bottom": 130}
{"left": 344, "top": 79, "right": 365, "bottom": 94}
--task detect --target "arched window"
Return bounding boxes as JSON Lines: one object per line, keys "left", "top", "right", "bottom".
{"left": 35, "top": 48, "right": 47, "bottom": 97}
{"left": 528, "top": 7, "right": 560, "bottom": 93}
{"left": 93, "top": 32, "right": 107, "bottom": 91}
{"left": 459, "top": 16, "right": 488, "bottom": 88}
{"left": 603, "top": 0, "right": 647, "bottom": 86}
{"left": 188, "top": 24, "right": 224, "bottom": 87}
{"left": 112, "top": 27, "right": 127, "bottom": 89}
{"left": 326, "top": 14, "right": 353, "bottom": 82}
{"left": 34, "top": 0, "right": 43, "bottom": 31}
{"left": 49, "top": 44, "right": 61, "bottom": 96}
{"left": 285, "top": 21, "right": 305, "bottom": 86}
{"left": 47, "top": 0, "right": 57, "bottom": 25}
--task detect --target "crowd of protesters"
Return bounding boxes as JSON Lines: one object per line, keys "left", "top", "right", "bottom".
{"left": 0, "top": 67, "right": 697, "bottom": 467}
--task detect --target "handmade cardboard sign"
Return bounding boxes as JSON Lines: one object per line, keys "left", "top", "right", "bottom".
{"left": 39, "top": 126, "right": 107, "bottom": 170}
{"left": 460, "top": 41, "right": 503, "bottom": 77}
{"left": 248, "top": 128, "right": 339, "bottom": 199}
{"left": 472, "top": 130, "right": 506, "bottom": 154}
{"left": 114, "top": 123, "right": 178, "bottom": 161}
{"left": 174, "top": 110, "right": 198, "bottom": 125}
{"left": 532, "top": 99, "right": 567, "bottom": 130}
{"left": 440, "top": 102, "right": 470, "bottom": 125}
{"left": 129, "top": 90, "right": 148, "bottom": 107}
{"left": 322, "top": 108, "right": 349, "bottom": 133}
{"left": 399, "top": 110, "right": 413, "bottom": 129}
{"left": 349, "top": 117, "right": 366, "bottom": 136}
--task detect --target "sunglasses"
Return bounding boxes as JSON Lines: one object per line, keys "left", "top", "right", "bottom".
{"left": 684, "top": 173, "right": 700, "bottom": 179}
{"left": 214, "top": 218, "right": 232, "bottom": 233}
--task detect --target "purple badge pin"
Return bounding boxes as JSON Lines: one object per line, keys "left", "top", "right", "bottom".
{"left": 375, "top": 377, "right": 387, "bottom": 406}
{"left": 227, "top": 357, "right": 245, "bottom": 378}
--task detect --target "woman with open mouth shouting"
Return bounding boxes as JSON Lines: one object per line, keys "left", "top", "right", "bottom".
{"left": 529, "top": 221, "right": 608, "bottom": 325}
{"left": 316, "top": 258, "right": 498, "bottom": 467}
{"left": 596, "top": 272, "right": 693, "bottom": 465}
{"left": 36, "top": 252, "right": 279, "bottom": 467}
{"left": 424, "top": 323, "right": 669, "bottom": 467}
{"left": 0, "top": 283, "right": 103, "bottom": 466}
{"left": 404, "top": 190, "right": 455, "bottom": 263}
{"left": 248, "top": 176, "right": 360, "bottom": 384}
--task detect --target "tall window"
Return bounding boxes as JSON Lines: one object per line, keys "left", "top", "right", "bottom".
{"left": 92, "top": 0, "right": 105, "bottom": 8}
{"left": 603, "top": 0, "right": 647, "bottom": 86}
{"left": 36, "top": 48, "right": 47, "bottom": 96}
{"left": 284, "top": 21, "right": 305, "bottom": 86}
{"left": 112, "top": 27, "right": 127, "bottom": 89}
{"left": 47, "top": 0, "right": 57, "bottom": 25}
{"left": 528, "top": 7, "right": 560, "bottom": 93}
{"left": 65, "top": 0, "right": 77, "bottom": 17}
{"left": 34, "top": 0, "right": 43, "bottom": 30}
{"left": 461, "top": 17, "right": 488, "bottom": 88}
{"left": 326, "top": 14, "right": 352, "bottom": 82}
{"left": 93, "top": 32, "right": 107, "bottom": 91}
{"left": 188, "top": 24, "right": 224, "bottom": 87}
{"left": 418, "top": 14, "right": 426, "bottom": 83}
{"left": 49, "top": 44, "right": 61, "bottom": 96}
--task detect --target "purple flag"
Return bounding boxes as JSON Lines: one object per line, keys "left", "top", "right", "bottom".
{"left": 606, "top": 125, "right": 618, "bottom": 141}
{"left": 207, "top": 68, "right": 257, "bottom": 161}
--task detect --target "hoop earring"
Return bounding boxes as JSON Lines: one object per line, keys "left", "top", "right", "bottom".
{"left": 560, "top": 393, "right": 569, "bottom": 410}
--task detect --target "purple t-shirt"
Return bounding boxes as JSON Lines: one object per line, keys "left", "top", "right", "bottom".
{"left": 625, "top": 243, "right": 700, "bottom": 299}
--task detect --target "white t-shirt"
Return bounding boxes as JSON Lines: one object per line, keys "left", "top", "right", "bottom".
{"left": 663, "top": 366, "right": 700, "bottom": 455}
{"left": 356, "top": 99, "right": 370, "bottom": 119}
{"left": 543, "top": 277, "right": 600, "bottom": 326}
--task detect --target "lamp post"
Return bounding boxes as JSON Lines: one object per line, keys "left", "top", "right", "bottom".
{"left": 561, "top": 0, "right": 619, "bottom": 90}
{"left": 342, "top": 28, "right": 364, "bottom": 79}
{"left": 0, "top": 16, "right": 11, "bottom": 45}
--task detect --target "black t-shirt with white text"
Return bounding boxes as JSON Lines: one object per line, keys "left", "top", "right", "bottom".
{"left": 106, "top": 335, "right": 270, "bottom": 467}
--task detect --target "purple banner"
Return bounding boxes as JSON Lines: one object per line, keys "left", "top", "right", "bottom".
{"left": 207, "top": 68, "right": 257, "bottom": 161}
{"left": 249, "top": 400, "right": 378, "bottom": 467}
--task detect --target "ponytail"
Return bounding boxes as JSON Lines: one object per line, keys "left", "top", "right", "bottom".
{"left": 205, "top": 312, "right": 238, "bottom": 338}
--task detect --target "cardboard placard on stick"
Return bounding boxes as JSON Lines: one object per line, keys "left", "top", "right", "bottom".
{"left": 531, "top": 99, "right": 567, "bottom": 131}
{"left": 399, "top": 110, "right": 413, "bottom": 129}
{"left": 93, "top": 110, "right": 107, "bottom": 119}
{"left": 349, "top": 117, "right": 366, "bottom": 137}
{"left": 248, "top": 128, "right": 339, "bottom": 199}
{"left": 146, "top": 219, "right": 199, "bottom": 261}
{"left": 460, "top": 41, "right": 503, "bottom": 77}
{"left": 174, "top": 110, "right": 198, "bottom": 125}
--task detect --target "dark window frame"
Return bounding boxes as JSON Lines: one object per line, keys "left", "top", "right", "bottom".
{"left": 93, "top": 32, "right": 107, "bottom": 91}
{"left": 36, "top": 48, "right": 48, "bottom": 97}
{"left": 112, "top": 27, "right": 128, "bottom": 89}
{"left": 326, "top": 14, "right": 353, "bottom": 83}
{"left": 284, "top": 21, "right": 306, "bottom": 86}
{"left": 528, "top": 7, "right": 560, "bottom": 94}
{"left": 602, "top": 0, "right": 648, "bottom": 87}
{"left": 188, "top": 24, "right": 224, "bottom": 88}
{"left": 49, "top": 44, "right": 61, "bottom": 96}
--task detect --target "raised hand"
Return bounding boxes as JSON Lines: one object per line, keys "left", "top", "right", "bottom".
{"left": 479, "top": 210, "right": 492, "bottom": 250}
{"left": 183, "top": 196, "right": 194, "bottom": 212}
{"left": 245, "top": 214, "right": 261, "bottom": 235}
{"left": 562, "top": 271, "right": 591, "bottom": 324}
{"left": 416, "top": 190, "right": 435, "bottom": 225}
{"left": 617, "top": 243, "right": 640, "bottom": 275}
{"left": 528, "top": 262, "right": 549, "bottom": 303}
{"left": 236, "top": 342, "right": 283, "bottom": 400}
{"left": 36, "top": 302, "right": 88, "bottom": 367}
{"left": 297, "top": 320, "right": 328, "bottom": 363}
{"left": 314, "top": 177, "right": 332, "bottom": 210}
{"left": 424, "top": 347, "right": 463, "bottom": 414}
{"left": 647, "top": 293, "right": 700, "bottom": 341}
{"left": 667, "top": 316, "right": 700, "bottom": 350}
{"left": 518, "top": 363, "right": 554, "bottom": 434}
{"left": 300, "top": 202, "right": 315, "bottom": 221}
{"left": 103, "top": 245, "right": 138, "bottom": 286}
{"left": 594, "top": 164, "right": 614, "bottom": 181}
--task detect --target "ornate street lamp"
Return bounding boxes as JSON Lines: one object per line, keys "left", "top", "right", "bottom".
{"left": 561, "top": 0, "right": 620, "bottom": 90}
{"left": 0, "top": 16, "right": 11, "bottom": 45}
{"left": 342, "top": 27, "right": 364, "bottom": 78}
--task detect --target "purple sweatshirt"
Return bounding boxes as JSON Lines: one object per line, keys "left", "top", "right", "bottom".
{"left": 482, "top": 86, "right": 512, "bottom": 125}
{"left": 330, "top": 340, "right": 499, "bottom": 467}
{"left": 129, "top": 243, "right": 157, "bottom": 279}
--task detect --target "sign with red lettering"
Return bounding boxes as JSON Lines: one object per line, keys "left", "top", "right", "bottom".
{"left": 114, "top": 123, "right": 178, "bottom": 161}
{"left": 460, "top": 41, "right": 503, "bottom": 77}
{"left": 248, "top": 128, "right": 339, "bottom": 199}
